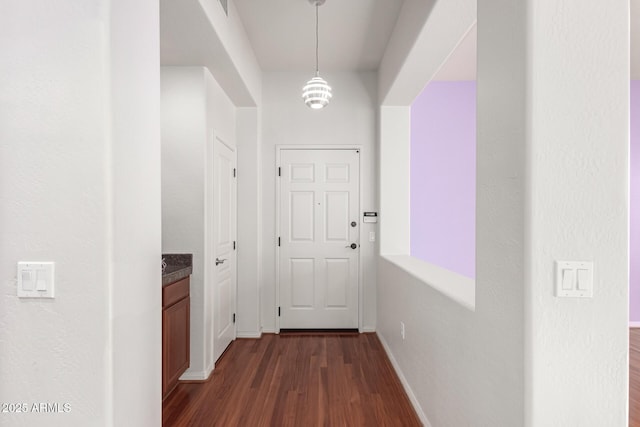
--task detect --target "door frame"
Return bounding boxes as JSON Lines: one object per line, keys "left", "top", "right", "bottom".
{"left": 275, "top": 145, "right": 364, "bottom": 333}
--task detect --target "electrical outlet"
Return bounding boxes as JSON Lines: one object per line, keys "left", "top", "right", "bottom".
{"left": 400, "top": 321, "right": 405, "bottom": 340}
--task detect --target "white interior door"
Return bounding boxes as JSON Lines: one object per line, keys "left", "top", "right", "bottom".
{"left": 213, "top": 136, "right": 236, "bottom": 361}
{"left": 279, "top": 148, "right": 360, "bottom": 329}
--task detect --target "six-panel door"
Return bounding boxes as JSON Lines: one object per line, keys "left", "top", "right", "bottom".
{"left": 279, "top": 149, "right": 360, "bottom": 329}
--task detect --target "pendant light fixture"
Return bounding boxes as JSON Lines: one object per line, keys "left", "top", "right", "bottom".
{"left": 302, "top": 0, "right": 332, "bottom": 109}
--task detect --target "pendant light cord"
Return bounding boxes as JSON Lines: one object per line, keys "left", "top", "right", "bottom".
{"left": 315, "top": 3, "right": 319, "bottom": 76}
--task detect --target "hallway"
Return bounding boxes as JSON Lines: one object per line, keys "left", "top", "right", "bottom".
{"left": 162, "top": 333, "right": 421, "bottom": 426}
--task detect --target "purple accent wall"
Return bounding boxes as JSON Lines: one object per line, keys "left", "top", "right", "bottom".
{"left": 631, "top": 81, "right": 640, "bottom": 322}
{"left": 410, "top": 81, "right": 476, "bottom": 279}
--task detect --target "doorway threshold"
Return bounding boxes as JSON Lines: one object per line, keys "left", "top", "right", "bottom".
{"left": 279, "top": 328, "right": 359, "bottom": 336}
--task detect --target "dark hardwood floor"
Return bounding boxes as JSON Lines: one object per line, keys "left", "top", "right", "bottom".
{"left": 163, "top": 332, "right": 422, "bottom": 426}
{"left": 632, "top": 328, "right": 640, "bottom": 427}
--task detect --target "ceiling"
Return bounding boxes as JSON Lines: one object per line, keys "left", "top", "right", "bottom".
{"left": 167, "top": 0, "right": 637, "bottom": 79}
{"left": 234, "top": 0, "right": 639, "bottom": 78}
{"left": 234, "top": 0, "right": 405, "bottom": 72}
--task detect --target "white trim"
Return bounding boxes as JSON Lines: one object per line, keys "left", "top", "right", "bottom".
{"left": 179, "top": 365, "right": 213, "bottom": 381}
{"left": 275, "top": 145, "right": 280, "bottom": 332}
{"left": 377, "top": 332, "right": 431, "bottom": 427}
{"left": 212, "top": 133, "right": 238, "bottom": 362}
{"left": 275, "top": 145, "right": 364, "bottom": 332}
{"left": 357, "top": 149, "right": 364, "bottom": 334}
{"left": 361, "top": 326, "right": 376, "bottom": 333}
{"left": 236, "top": 331, "right": 262, "bottom": 338}
{"left": 630, "top": 322, "right": 640, "bottom": 328}
{"left": 204, "top": 130, "right": 216, "bottom": 382}
{"left": 262, "top": 327, "right": 276, "bottom": 334}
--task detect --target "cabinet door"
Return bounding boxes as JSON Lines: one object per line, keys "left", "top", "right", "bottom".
{"left": 162, "top": 297, "right": 190, "bottom": 398}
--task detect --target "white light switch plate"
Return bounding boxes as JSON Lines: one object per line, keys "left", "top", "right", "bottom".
{"left": 555, "top": 261, "right": 593, "bottom": 298}
{"left": 17, "top": 262, "right": 55, "bottom": 298}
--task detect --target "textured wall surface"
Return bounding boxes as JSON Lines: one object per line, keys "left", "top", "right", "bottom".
{"left": 631, "top": 80, "right": 640, "bottom": 323}
{"left": 0, "top": 1, "right": 162, "bottom": 425}
{"left": 410, "top": 81, "right": 476, "bottom": 278}
{"left": 525, "top": 1, "right": 629, "bottom": 425}
{"left": 0, "top": 4, "right": 111, "bottom": 425}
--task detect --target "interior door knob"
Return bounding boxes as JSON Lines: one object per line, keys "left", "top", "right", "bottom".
{"left": 346, "top": 243, "right": 358, "bottom": 249}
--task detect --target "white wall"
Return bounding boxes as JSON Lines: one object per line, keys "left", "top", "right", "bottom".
{"left": 161, "top": 66, "right": 236, "bottom": 379}
{"left": 110, "top": 0, "right": 162, "bottom": 425}
{"left": 198, "top": 0, "right": 262, "bottom": 106}
{"left": 378, "top": 107, "right": 411, "bottom": 255}
{"left": 378, "top": 0, "right": 476, "bottom": 105}
{"left": 236, "top": 108, "right": 263, "bottom": 337}
{"left": 377, "top": 0, "right": 629, "bottom": 426}
{"left": 261, "top": 71, "right": 378, "bottom": 332}
{"left": 524, "top": 0, "right": 629, "bottom": 424}
{"left": 0, "top": 1, "right": 161, "bottom": 426}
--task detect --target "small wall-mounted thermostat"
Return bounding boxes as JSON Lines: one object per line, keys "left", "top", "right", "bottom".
{"left": 363, "top": 212, "right": 378, "bottom": 223}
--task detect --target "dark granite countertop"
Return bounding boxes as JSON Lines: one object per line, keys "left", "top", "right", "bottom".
{"left": 162, "top": 253, "right": 193, "bottom": 286}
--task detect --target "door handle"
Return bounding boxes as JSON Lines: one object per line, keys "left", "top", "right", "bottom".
{"left": 346, "top": 243, "right": 358, "bottom": 249}
{"left": 215, "top": 258, "right": 227, "bottom": 266}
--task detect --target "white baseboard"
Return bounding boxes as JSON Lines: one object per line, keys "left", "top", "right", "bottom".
{"left": 179, "top": 365, "right": 213, "bottom": 382}
{"left": 237, "top": 331, "right": 262, "bottom": 339}
{"left": 377, "top": 332, "right": 431, "bottom": 427}
{"left": 361, "top": 326, "right": 376, "bottom": 333}
{"left": 262, "top": 327, "right": 276, "bottom": 334}
{"left": 630, "top": 321, "right": 640, "bottom": 328}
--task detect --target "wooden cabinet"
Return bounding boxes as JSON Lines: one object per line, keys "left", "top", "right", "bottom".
{"left": 162, "top": 277, "right": 190, "bottom": 399}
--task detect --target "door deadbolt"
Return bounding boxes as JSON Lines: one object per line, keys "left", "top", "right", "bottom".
{"left": 351, "top": 221, "right": 357, "bottom": 227}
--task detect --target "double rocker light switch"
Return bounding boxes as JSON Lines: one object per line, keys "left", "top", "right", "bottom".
{"left": 17, "top": 262, "right": 55, "bottom": 298}
{"left": 555, "top": 261, "right": 593, "bottom": 298}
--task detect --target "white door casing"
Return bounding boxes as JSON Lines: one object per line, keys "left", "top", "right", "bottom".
{"left": 213, "top": 136, "right": 237, "bottom": 362}
{"left": 277, "top": 148, "right": 360, "bottom": 329}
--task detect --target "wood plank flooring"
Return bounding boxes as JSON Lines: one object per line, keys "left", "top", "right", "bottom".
{"left": 632, "top": 328, "right": 640, "bottom": 427}
{"left": 163, "top": 332, "right": 421, "bottom": 427}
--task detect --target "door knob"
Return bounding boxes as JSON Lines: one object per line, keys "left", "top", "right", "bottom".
{"left": 345, "top": 243, "right": 358, "bottom": 249}
{"left": 215, "top": 258, "right": 227, "bottom": 266}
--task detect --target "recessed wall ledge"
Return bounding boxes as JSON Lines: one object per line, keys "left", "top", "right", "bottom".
{"left": 381, "top": 254, "right": 476, "bottom": 311}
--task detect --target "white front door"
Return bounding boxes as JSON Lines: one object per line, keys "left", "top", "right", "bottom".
{"left": 278, "top": 148, "right": 360, "bottom": 329}
{"left": 213, "top": 136, "right": 236, "bottom": 361}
